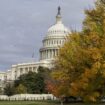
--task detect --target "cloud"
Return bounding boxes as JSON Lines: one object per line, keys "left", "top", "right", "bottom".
{"left": 0, "top": 0, "right": 95, "bottom": 70}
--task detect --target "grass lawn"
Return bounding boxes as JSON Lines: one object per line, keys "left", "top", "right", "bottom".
{"left": 0, "top": 101, "right": 104, "bottom": 105}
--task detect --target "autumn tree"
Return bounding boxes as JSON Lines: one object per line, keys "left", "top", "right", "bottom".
{"left": 48, "top": 0, "right": 105, "bottom": 102}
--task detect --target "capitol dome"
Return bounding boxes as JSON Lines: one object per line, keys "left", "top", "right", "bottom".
{"left": 39, "top": 6, "right": 70, "bottom": 62}
{"left": 47, "top": 21, "right": 70, "bottom": 37}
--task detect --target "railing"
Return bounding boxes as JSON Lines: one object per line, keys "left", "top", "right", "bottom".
{"left": 0, "top": 94, "right": 57, "bottom": 101}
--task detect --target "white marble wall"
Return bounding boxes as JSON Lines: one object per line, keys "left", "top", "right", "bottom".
{"left": 0, "top": 72, "right": 5, "bottom": 81}
{"left": 0, "top": 61, "right": 51, "bottom": 83}
{"left": 9, "top": 63, "right": 39, "bottom": 80}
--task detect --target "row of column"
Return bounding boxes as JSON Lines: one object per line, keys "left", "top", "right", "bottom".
{"left": 43, "top": 39, "right": 65, "bottom": 47}
{"left": 40, "top": 49, "right": 58, "bottom": 60}
{"left": 14, "top": 67, "right": 37, "bottom": 80}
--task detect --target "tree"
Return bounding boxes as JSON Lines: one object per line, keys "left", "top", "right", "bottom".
{"left": 15, "top": 84, "right": 27, "bottom": 94}
{"left": 48, "top": 0, "right": 105, "bottom": 102}
{"left": 4, "top": 83, "right": 15, "bottom": 96}
{"left": 14, "top": 67, "right": 50, "bottom": 94}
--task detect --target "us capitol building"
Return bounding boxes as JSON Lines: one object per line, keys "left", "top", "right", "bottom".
{"left": 0, "top": 7, "right": 70, "bottom": 90}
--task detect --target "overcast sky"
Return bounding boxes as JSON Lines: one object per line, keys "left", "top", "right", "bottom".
{"left": 0, "top": 0, "right": 95, "bottom": 71}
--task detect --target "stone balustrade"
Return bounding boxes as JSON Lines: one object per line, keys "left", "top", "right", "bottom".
{"left": 0, "top": 94, "right": 57, "bottom": 101}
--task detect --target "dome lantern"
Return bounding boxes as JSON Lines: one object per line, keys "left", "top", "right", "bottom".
{"left": 56, "top": 6, "right": 62, "bottom": 24}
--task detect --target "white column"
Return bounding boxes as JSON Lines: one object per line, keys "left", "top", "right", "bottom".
{"left": 51, "top": 49, "right": 53, "bottom": 58}
{"left": 48, "top": 50, "right": 49, "bottom": 59}
{"left": 23, "top": 68, "right": 25, "bottom": 74}
{"left": 48, "top": 50, "right": 50, "bottom": 59}
{"left": 56, "top": 49, "right": 58, "bottom": 56}
{"left": 50, "top": 50, "right": 51, "bottom": 58}
{"left": 55, "top": 49, "right": 57, "bottom": 56}
{"left": 45, "top": 50, "right": 47, "bottom": 59}
{"left": 41, "top": 51, "right": 43, "bottom": 60}
{"left": 54, "top": 49, "right": 55, "bottom": 57}
{"left": 47, "top": 50, "right": 48, "bottom": 59}
{"left": 45, "top": 50, "right": 46, "bottom": 59}
{"left": 43, "top": 51, "right": 44, "bottom": 59}
{"left": 43, "top": 51, "right": 45, "bottom": 59}
{"left": 49, "top": 50, "right": 50, "bottom": 58}
{"left": 52, "top": 49, "right": 54, "bottom": 58}
{"left": 46, "top": 50, "right": 47, "bottom": 59}
{"left": 41, "top": 52, "right": 42, "bottom": 60}
{"left": 50, "top": 50, "right": 52, "bottom": 58}
{"left": 40, "top": 52, "right": 41, "bottom": 60}
{"left": 18, "top": 70, "right": 20, "bottom": 78}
